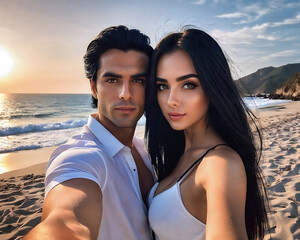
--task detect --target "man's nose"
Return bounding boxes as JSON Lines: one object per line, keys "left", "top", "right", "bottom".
{"left": 119, "top": 82, "right": 132, "bottom": 101}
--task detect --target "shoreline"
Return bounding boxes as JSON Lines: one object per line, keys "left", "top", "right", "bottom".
{"left": 0, "top": 147, "right": 56, "bottom": 179}
{"left": 0, "top": 125, "right": 145, "bottom": 178}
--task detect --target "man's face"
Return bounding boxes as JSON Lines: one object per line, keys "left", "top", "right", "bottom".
{"left": 91, "top": 49, "right": 149, "bottom": 130}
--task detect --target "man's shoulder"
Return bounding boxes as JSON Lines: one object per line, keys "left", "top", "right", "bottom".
{"left": 48, "top": 129, "right": 111, "bottom": 167}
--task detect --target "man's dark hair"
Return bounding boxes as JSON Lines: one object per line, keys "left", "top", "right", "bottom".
{"left": 84, "top": 25, "right": 153, "bottom": 107}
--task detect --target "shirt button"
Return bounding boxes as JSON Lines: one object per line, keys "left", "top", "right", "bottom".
{"left": 133, "top": 169, "right": 136, "bottom": 171}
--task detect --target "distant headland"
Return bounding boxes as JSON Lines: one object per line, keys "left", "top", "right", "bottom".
{"left": 235, "top": 63, "right": 300, "bottom": 100}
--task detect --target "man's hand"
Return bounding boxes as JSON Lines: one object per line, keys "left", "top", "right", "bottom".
{"left": 24, "top": 179, "right": 102, "bottom": 240}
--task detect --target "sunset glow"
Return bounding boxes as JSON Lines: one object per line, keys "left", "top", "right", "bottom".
{"left": 0, "top": 46, "right": 14, "bottom": 78}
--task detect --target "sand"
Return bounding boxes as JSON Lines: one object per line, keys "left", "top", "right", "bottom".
{"left": 0, "top": 104, "right": 299, "bottom": 239}
{"left": 257, "top": 101, "right": 300, "bottom": 240}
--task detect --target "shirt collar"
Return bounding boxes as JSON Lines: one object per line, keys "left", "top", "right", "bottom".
{"left": 87, "top": 115, "right": 125, "bottom": 157}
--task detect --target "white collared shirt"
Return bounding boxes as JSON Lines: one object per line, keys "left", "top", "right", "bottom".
{"left": 45, "top": 115, "right": 156, "bottom": 240}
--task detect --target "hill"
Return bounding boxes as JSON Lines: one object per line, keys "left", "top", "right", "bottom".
{"left": 269, "top": 72, "right": 300, "bottom": 100}
{"left": 235, "top": 63, "right": 300, "bottom": 94}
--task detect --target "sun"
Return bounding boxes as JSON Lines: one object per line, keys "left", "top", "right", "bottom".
{"left": 0, "top": 46, "right": 14, "bottom": 78}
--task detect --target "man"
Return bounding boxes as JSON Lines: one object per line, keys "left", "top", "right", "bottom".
{"left": 24, "top": 25, "right": 155, "bottom": 240}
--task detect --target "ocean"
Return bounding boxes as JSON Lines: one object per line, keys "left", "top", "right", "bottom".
{"left": 0, "top": 93, "right": 291, "bottom": 154}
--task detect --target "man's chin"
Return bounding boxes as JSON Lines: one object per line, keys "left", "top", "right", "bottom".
{"left": 113, "top": 119, "right": 138, "bottom": 129}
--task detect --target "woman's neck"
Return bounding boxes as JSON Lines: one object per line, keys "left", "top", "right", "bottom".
{"left": 184, "top": 121, "right": 223, "bottom": 151}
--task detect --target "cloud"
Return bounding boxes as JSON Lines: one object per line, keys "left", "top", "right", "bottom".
{"left": 249, "top": 13, "right": 300, "bottom": 30}
{"left": 211, "top": 23, "right": 279, "bottom": 47}
{"left": 272, "top": 13, "right": 300, "bottom": 27}
{"left": 192, "top": 0, "right": 224, "bottom": 4}
{"left": 216, "top": 12, "right": 246, "bottom": 19}
{"left": 286, "top": 2, "right": 300, "bottom": 8}
{"left": 260, "top": 50, "right": 297, "bottom": 61}
{"left": 192, "top": 0, "right": 205, "bottom": 5}
{"left": 236, "top": 3, "right": 270, "bottom": 24}
{"left": 217, "top": 2, "right": 274, "bottom": 25}
{"left": 256, "top": 34, "right": 278, "bottom": 41}
{"left": 252, "top": 23, "right": 270, "bottom": 30}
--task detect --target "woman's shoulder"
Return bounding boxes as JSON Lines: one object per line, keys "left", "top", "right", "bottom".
{"left": 195, "top": 145, "right": 246, "bottom": 189}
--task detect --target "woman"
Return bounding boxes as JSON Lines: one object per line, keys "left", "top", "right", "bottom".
{"left": 145, "top": 28, "right": 269, "bottom": 240}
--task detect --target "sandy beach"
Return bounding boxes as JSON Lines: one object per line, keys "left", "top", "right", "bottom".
{"left": 0, "top": 104, "right": 299, "bottom": 239}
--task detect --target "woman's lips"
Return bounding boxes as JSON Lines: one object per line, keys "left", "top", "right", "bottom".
{"left": 168, "top": 112, "right": 186, "bottom": 121}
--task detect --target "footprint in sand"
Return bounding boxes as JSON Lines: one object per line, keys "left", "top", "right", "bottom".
{"left": 295, "top": 193, "right": 300, "bottom": 202}
{"left": 290, "top": 222, "right": 300, "bottom": 236}
{"left": 272, "top": 202, "right": 288, "bottom": 209}
{"left": 2, "top": 214, "right": 19, "bottom": 225}
{"left": 268, "top": 162, "right": 278, "bottom": 169}
{"left": 269, "top": 182, "right": 286, "bottom": 193}
{"left": 284, "top": 202, "right": 298, "bottom": 218}
{"left": 289, "top": 138, "right": 298, "bottom": 143}
{"left": 295, "top": 182, "right": 300, "bottom": 191}
{"left": 275, "top": 155, "right": 285, "bottom": 160}
{"left": 286, "top": 163, "right": 300, "bottom": 177}
{"left": 286, "top": 147, "right": 297, "bottom": 155}
{"left": 289, "top": 159, "right": 297, "bottom": 164}
{"left": 294, "top": 164, "right": 300, "bottom": 175}
{"left": 19, "top": 198, "right": 38, "bottom": 209}
{"left": 265, "top": 175, "right": 276, "bottom": 187}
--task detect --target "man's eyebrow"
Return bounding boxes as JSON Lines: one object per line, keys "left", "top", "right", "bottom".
{"left": 102, "top": 72, "right": 122, "bottom": 78}
{"left": 177, "top": 74, "right": 199, "bottom": 81}
{"left": 102, "top": 72, "right": 147, "bottom": 78}
{"left": 156, "top": 77, "right": 167, "bottom": 82}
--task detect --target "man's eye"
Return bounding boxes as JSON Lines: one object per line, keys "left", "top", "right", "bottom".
{"left": 157, "top": 84, "right": 168, "bottom": 91}
{"left": 183, "top": 82, "right": 197, "bottom": 89}
{"left": 133, "top": 79, "right": 145, "bottom": 84}
{"left": 106, "top": 79, "right": 118, "bottom": 83}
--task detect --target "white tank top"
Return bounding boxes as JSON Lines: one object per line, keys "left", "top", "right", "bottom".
{"left": 148, "top": 144, "right": 227, "bottom": 240}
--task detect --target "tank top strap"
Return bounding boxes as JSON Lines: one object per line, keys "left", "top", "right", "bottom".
{"left": 177, "top": 143, "right": 228, "bottom": 183}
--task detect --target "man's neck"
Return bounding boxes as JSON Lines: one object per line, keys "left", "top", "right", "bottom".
{"left": 92, "top": 113, "right": 136, "bottom": 148}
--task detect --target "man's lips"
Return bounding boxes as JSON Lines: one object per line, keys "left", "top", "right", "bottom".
{"left": 168, "top": 112, "right": 186, "bottom": 121}
{"left": 115, "top": 106, "right": 136, "bottom": 114}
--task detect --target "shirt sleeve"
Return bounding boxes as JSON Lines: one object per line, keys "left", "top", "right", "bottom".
{"left": 44, "top": 147, "right": 108, "bottom": 197}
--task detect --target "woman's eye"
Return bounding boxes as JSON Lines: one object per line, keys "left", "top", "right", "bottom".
{"left": 183, "top": 82, "right": 197, "bottom": 89}
{"left": 157, "top": 84, "right": 168, "bottom": 91}
{"left": 106, "top": 78, "right": 118, "bottom": 83}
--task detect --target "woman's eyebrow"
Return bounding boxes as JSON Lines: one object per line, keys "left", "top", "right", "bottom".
{"left": 156, "top": 74, "right": 199, "bottom": 83}
{"left": 176, "top": 74, "right": 199, "bottom": 81}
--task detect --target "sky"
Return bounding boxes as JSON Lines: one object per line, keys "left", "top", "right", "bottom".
{"left": 0, "top": 0, "right": 299, "bottom": 93}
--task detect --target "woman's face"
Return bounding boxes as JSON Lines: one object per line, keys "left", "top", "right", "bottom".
{"left": 156, "top": 49, "right": 210, "bottom": 131}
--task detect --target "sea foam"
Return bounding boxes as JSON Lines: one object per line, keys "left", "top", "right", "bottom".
{"left": 0, "top": 119, "right": 87, "bottom": 137}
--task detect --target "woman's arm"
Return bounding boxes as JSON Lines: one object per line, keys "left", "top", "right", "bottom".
{"left": 200, "top": 148, "right": 248, "bottom": 240}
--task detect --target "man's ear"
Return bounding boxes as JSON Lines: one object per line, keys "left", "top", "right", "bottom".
{"left": 90, "top": 79, "right": 98, "bottom": 99}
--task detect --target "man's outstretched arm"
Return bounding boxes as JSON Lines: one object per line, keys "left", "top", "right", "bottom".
{"left": 24, "top": 178, "right": 102, "bottom": 240}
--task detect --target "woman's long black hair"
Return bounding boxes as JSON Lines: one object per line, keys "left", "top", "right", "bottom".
{"left": 145, "top": 28, "right": 269, "bottom": 240}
